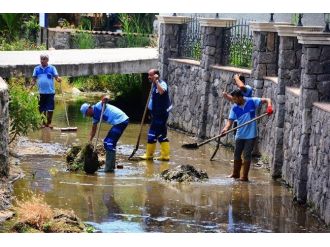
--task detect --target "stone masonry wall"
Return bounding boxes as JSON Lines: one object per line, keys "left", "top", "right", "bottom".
{"left": 282, "top": 88, "right": 301, "bottom": 191}
{"left": 307, "top": 103, "right": 330, "bottom": 225}
{"left": 258, "top": 78, "right": 277, "bottom": 161}
{"left": 167, "top": 60, "right": 203, "bottom": 134}
{"left": 0, "top": 77, "right": 9, "bottom": 177}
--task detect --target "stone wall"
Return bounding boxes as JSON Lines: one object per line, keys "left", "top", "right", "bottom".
{"left": 0, "top": 77, "right": 9, "bottom": 177}
{"left": 307, "top": 103, "right": 330, "bottom": 225}
{"left": 258, "top": 78, "right": 277, "bottom": 159}
{"left": 282, "top": 87, "right": 301, "bottom": 189}
{"left": 167, "top": 59, "right": 203, "bottom": 134}
{"left": 44, "top": 28, "right": 156, "bottom": 50}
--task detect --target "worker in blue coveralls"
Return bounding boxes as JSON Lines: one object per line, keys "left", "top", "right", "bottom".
{"left": 80, "top": 97, "right": 129, "bottom": 172}
{"left": 31, "top": 54, "right": 62, "bottom": 128}
{"left": 220, "top": 89, "right": 273, "bottom": 181}
{"left": 140, "top": 69, "right": 172, "bottom": 161}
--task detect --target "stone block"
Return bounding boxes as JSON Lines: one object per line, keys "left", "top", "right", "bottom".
{"left": 204, "top": 46, "right": 216, "bottom": 56}
{"left": 318, "top": 80, "right": 330, "bottom": 101}
{"left": 267, "top": 32, "right": 275, "bottom": 52}
{"left": 254, "top": 79, "right": 264, "bottom": 89}
{"left": 279, "top": 50, "right": 296, "bottom": 69}
{"left": 306, "top": 47, "right": 321, "bottom": 61}
{"left": 258, "top": 52, "right": 276, "bottom": 64}
{"left": 317, "top": 74, "right": 330, "bottom": 81}
{"left": 305, "top": 61, "right": 324, "bottom": 74}
{"left": 203, "top": 35, "right": 217, "bottom": 47}
{"left": 280, "top": 36, "right": 294, "bottom": 50}
{"left": 266, "top": 64, "right": 277, "bottom": 76}
{"left": 301, "top": 74, "right": 317, "bottom": 89}
{"left": 320, "top": 46, "right": 330, "bottom": 62}
{"left": 254, "top": 64, "right": 267, "bottom": 79}
{"left": 302, "top": 109, "right": 312, "bottom": 134}
{"left": 322, "top": 61, "right": 330, "bottom": 74}
{"left": 300, "top": 89, "right": 319, "bottom": 110}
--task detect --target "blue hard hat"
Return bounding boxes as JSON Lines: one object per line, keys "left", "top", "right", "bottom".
{"left": 80, "top": 103, "right": 90, "bottom": 117}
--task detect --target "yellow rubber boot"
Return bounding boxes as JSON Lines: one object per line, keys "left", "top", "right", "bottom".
{"left": 139, "top": 143, "right": 156, "bottom": 160}
{"left": 156, "top": 142, "right": 170, "bottom": 161}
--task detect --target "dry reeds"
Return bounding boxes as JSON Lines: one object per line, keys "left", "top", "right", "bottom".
{"left": 14, "top": 193, "right": 53, "bottom": 230}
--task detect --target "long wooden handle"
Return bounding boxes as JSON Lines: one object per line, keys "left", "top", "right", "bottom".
{"left": 133, "top": 86, "right": 153, "bottom": 150}
{"left": 94, "top": 102, "right": 106, "bottom": 152}
{"left": 198, "top": 113, "right": 268, "bottom": 147}
{"left": 60, "top": 83, "right": 70, "bottom": 127}
{"left": 210, "top": 83, "right": 229, "bottom": 160}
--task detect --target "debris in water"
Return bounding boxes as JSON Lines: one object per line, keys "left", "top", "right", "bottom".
{"left": 161, "top": 164, "right": 208, "bottom": 182}
{"left": 66, "top": 144, "right": 100, "bottom": 174}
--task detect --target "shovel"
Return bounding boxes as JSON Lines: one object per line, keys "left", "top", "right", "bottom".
{"left": 210, "top": 83, "right": 229, "bottom": 160}
{"left": 182, "top": 113, "right": 268, "bottom": 150}
{"left": 128, "top": 86, "right": 153, "bottom": 160}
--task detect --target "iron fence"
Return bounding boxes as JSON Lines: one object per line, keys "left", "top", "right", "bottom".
{"left": 178, "top": 14, "right": 202, "bottom": 60}
{"left": 223, "top": 19, "right": 254, "bottom": 68}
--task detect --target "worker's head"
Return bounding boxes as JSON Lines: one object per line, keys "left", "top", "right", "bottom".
{"left": 148, "top": 69, "right": 160, "bottom": 83}
{"left": 230, "top": 89, "right": 244, "bottom": 105}
{"left": 80, "top": 103, "right": 93, "bottom": 117}
{"left": 40, "top": 54, "right": 49, "bottom": 67}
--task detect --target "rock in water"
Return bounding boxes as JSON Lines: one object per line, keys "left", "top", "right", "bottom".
{"left": 161, "top": 164, "right": 208, "bottom": 182}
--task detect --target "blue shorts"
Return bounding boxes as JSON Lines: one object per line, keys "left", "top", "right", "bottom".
{"left": 39, "top": 94, "right": 55, "bottom": 112}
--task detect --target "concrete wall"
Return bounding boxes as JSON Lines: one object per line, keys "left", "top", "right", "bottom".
{"left": 0, "top": 77, "right": 9, "bottom": 177}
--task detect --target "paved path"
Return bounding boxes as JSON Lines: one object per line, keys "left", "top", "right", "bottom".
{"left": 0, "top": 48, "right": 158, "bottom": 77}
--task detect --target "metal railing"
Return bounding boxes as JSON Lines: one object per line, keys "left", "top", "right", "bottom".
{"left": 178, "top": 14, "right": 202, "bottom": 60}
{"left": 223, "top": 19, "right": 254, "bottom": 68}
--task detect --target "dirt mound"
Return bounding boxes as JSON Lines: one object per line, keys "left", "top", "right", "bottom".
{"left": 66, "top": 144, "right": 101, "bottom": 174}
{"left": 161, "top": 164, "right": 208, "bottom": 182}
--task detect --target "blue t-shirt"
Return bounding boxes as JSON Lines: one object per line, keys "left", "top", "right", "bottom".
{"left": 32, "top": 65, "right": 58, "bottom": 94}
{"left": 148, "top": 80, "right": 168, "bottom": 110}
{"left": 242, "top": 85, "right": 253, "bottom": 97}
{"left": 92, "top": 102, "right": 129, "bottom": 125}
{"left": 229, "top": 97, "right": 261, "bottom": 140}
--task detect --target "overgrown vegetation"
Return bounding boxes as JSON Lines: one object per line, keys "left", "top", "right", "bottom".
{"left": 191, "top": 41, "right": 202, "bottom": 60}
{"left": 0, "top": 13, "right": 45, "bottom": 51}
{"left": 8, "top": 77, "right": 44, "bottom": 144}
{"left": 118, "top": 13, "right": 156, "bottom": 47}
{"left": 229, "top": 36, "right": 253, "bottom": 68}
{"left": 72, "top": 31, "right": 96, "bottom": 49}
{"left": 71, "top": 73, "right": 143, "bottom": 98}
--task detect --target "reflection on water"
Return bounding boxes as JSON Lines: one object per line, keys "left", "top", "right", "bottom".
{"left": 11, "top": 99, "right": 330, "bottom": 233}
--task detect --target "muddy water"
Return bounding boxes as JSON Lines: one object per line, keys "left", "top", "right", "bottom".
{"left": 11, "top": 99, "right": 329, "bottom": 233}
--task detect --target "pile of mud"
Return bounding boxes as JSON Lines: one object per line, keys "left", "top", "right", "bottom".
{"left": 161, "top": 165, "right": 208, "bottom": 182}
{"left": 66, "top": 144, "right": 102, "bottom": 174}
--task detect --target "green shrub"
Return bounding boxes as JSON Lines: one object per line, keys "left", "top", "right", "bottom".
{"left": 22, "top": 15, "right": 40, "bottom": 42}
{"left": 229, "top": 36, "right": 253, "bottom": 68}
{"left": 71, "top": 74, "right": 143, "bottom": 99}
{"left": 72, "top": 31, "right": 95, "bottom": 49}
{"left": 118, "top": 13, "right": 153, "bottom": 48}
{"left": 0, "top": 37, "right": 45, "bottom": 51}
{"left": 8, "top": 78, "right": 44, "bottom": 143}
